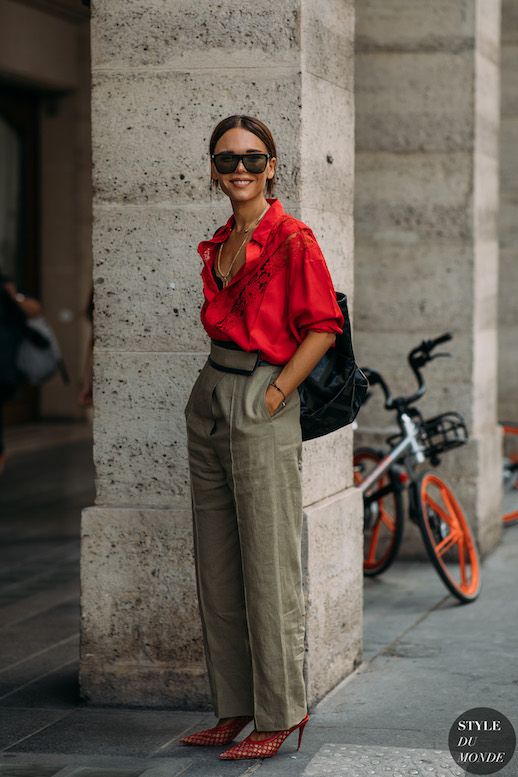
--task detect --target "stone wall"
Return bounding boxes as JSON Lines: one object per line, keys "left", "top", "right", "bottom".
{"left": 354, "top": 0, "right": 502, "bottom": 557}
{"left": 499, "top": 0, "right": 518, "bottom": 429}
{"left": 81, "top": 0, "right": 362, "bottom": 708}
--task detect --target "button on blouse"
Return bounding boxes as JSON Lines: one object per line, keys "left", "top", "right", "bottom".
{"left": 197, "top": 197, "right": 344, "bottom": 365}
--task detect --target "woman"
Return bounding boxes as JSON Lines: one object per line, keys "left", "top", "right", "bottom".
{"left": 0, "top": 273, "right": 42, "bottom": 475}
{"left": 181, "top": 115, "right": 344, "bottom": 760}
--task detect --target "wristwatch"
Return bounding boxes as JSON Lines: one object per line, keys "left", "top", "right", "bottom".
{"left": 15, "top": 292, "right": 26, "bottom": 302}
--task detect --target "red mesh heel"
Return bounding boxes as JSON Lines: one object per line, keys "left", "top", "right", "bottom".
{"left": 180, "top": 715, "right": 253, "bottom": 746}
{"left": 218, "top": 713, "right": 310, "bottom": 760}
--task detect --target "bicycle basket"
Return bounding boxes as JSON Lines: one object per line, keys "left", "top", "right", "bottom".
{"left": 421, "top": 411, "right": 468, "bottom": 458}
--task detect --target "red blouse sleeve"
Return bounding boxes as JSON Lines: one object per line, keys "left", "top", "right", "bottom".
{"left": 286, "top": 228, "right": 344, "bottom": 344}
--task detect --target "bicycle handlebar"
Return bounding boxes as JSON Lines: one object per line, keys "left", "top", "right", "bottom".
{"left": 361, "top": 332, "right": 453, "bottom": 412}
{"left": 424, "top": 332, "right": 452, "bottom": 349}
{"left": 431, "top": 332, "right": 452, "bottom": 347}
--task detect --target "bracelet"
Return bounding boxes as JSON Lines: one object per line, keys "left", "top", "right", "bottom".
{"left": 269, "top": 380, "right": 287, "bottom": 408}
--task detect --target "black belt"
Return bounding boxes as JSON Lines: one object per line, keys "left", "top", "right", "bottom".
{"left": 209, "top": 339, "right": 280, "bottom": 375}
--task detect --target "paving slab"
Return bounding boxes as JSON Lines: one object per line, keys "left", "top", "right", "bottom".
{"left": 3, "top": 709, "right": 210, "bottom": 758}
{"left": 0, "top": 709, "right": 73, "bottom": 752}
{"left": 0, "top": 635, "right": 79, "bottom": 702}
{"left": 60, "top": 769, "right": 144, "bottom": 777}
{"left": 0, "top": 660, "right": 80, "bottom": 710}
{"left": 0, "top": 764, "right": 62, "bottom": 777}
{"left": 362, "top": 561, "right": 452, "bottom": 660}
{"left": 302, "top": 744, "right": 464, "bottom": 776}
{"left": 0, "top": 755, "right": 194, "bottom": 777}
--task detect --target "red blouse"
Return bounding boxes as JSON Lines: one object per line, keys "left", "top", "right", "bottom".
{"left": 197, "top": 197, "right": 344, "bottom": 365}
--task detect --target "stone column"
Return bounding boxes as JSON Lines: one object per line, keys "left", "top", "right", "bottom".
{"left": 499, "top": 0, "right": 518, "bottom": 440}
{"left": 355, "top": 0, "right": 502, "bottom": 557}
{"left": 80, "top": 0, "right": 362, "bottom": 708}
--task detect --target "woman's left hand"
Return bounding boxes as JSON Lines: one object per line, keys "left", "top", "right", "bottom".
{"left": 264, "top": 384, "right": 284, "bottom": 417}
{"left": 262, "top": 331, "right": 336, "bottom": 417}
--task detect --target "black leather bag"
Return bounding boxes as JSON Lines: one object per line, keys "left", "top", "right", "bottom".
{"left": 298, "top": 292, "right": 369, "bottom": 441}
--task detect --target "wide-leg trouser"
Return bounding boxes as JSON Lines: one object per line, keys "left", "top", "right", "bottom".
{"left": 184, "top": 342, "right": 307, "bottom": 731}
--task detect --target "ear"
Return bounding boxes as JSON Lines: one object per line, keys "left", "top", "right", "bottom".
{"left": 210, "top": 158, "right": 219, "bottom": 185}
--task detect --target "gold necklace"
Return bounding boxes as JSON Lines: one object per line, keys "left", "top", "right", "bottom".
{"left": 216, "top": 204, "right": 269, "bottom": 287}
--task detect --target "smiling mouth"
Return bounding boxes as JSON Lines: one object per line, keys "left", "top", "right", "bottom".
{"left": 230, "top": 179, "right": 253, "bottom": 185}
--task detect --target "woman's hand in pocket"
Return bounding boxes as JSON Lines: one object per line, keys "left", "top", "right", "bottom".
{"left": 263, "top": 383, "right": 284, "bottom": 417}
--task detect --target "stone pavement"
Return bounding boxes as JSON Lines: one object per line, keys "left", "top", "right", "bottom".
{"left": 0, "top": 426, "right": 517, "bottom": 776}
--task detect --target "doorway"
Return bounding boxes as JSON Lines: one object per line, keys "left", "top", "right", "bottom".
{"left": 0, "top": 84, "right": 40, "bottom": 423}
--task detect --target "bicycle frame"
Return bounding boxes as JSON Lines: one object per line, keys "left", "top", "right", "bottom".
{"left": 356, "top": 333, "right": 454, "bottom": 498}
{"left": 356, "top": 412, "right": 426, "bottom": 496}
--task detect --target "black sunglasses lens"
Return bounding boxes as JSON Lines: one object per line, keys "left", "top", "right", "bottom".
{"left": 243, "top": 154, "right": 268, "bottom": 173}
{"left": 214, "top": 154, "right": 238, "bottom": 173}
{"left": 213, "top": 153, "right": 268, "bottom": 174}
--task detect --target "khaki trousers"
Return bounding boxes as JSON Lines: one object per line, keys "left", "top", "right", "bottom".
{"left": 184, "top": 341, "right": 307, "bottom": 731}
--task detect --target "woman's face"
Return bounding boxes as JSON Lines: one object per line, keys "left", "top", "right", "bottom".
{"left": 211, "top": 127, "right": 276, "bottom": 203}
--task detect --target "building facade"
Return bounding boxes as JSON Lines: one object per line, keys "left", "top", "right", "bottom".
{"left": 1, "top": 0, "right": 515, "bottom": 710}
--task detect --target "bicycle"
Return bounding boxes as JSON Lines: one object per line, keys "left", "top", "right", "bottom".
{"left": 501, "top": 422, "right": 518, "bottom": 527}
{"left": 353, "top": 333, "right": 481, "bottom": 604}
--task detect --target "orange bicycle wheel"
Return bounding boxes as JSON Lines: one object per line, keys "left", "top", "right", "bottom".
{"left": 414, "top": 471, "right": 481, "bottom": 603}
{"left": 354, "top": 447, "right": 404, "bottom": 576}
{"left": 502, "top": 510, "right": 518, "bottom": 527}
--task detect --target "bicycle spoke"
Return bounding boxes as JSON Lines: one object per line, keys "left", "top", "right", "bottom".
{"left": 424, "top": 495, "right": 453, "bottom": 526}
{"left": 458, "top": 534, "right": 467, "bottom": 587}
{"left": 434, "top": 530, "right": 460, "bottom": 557}
{"left": 439, "top": 487, "right": 461, "bottom": 530}
{"left": 379, "top": 506, "right": 395, "bottom": 532}
{"left": 366, "top": 519, "right": 383, "bottom": 565}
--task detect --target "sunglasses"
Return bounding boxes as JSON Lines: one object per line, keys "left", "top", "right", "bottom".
{"left": 211, "top": 152, "right": 271, "bottom": 174}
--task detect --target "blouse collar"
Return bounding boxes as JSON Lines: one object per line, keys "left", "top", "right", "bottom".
{"left": 199, "top": 197, "right": 286, "bottom": 252}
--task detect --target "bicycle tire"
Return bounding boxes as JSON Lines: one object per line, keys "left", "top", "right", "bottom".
{"left": 353, "top": 447, "right": 404, "bottom": 577}
{"left": 502, "top": 510, "right": 518, "bottom": 527}
{"left": 413, "top": 470, "right": 481, "bottom": 603}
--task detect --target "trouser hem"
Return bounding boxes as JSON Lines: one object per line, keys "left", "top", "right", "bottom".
{"left": 215, "top": 709, "right": 255, "bottom": 718}
{"left": 254, "top": 706, "right": 308, "bottom": 731}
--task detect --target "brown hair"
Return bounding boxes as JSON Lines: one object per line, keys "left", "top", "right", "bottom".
{"left": 209, "top": 115, "right": 277, "bottom": 197}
